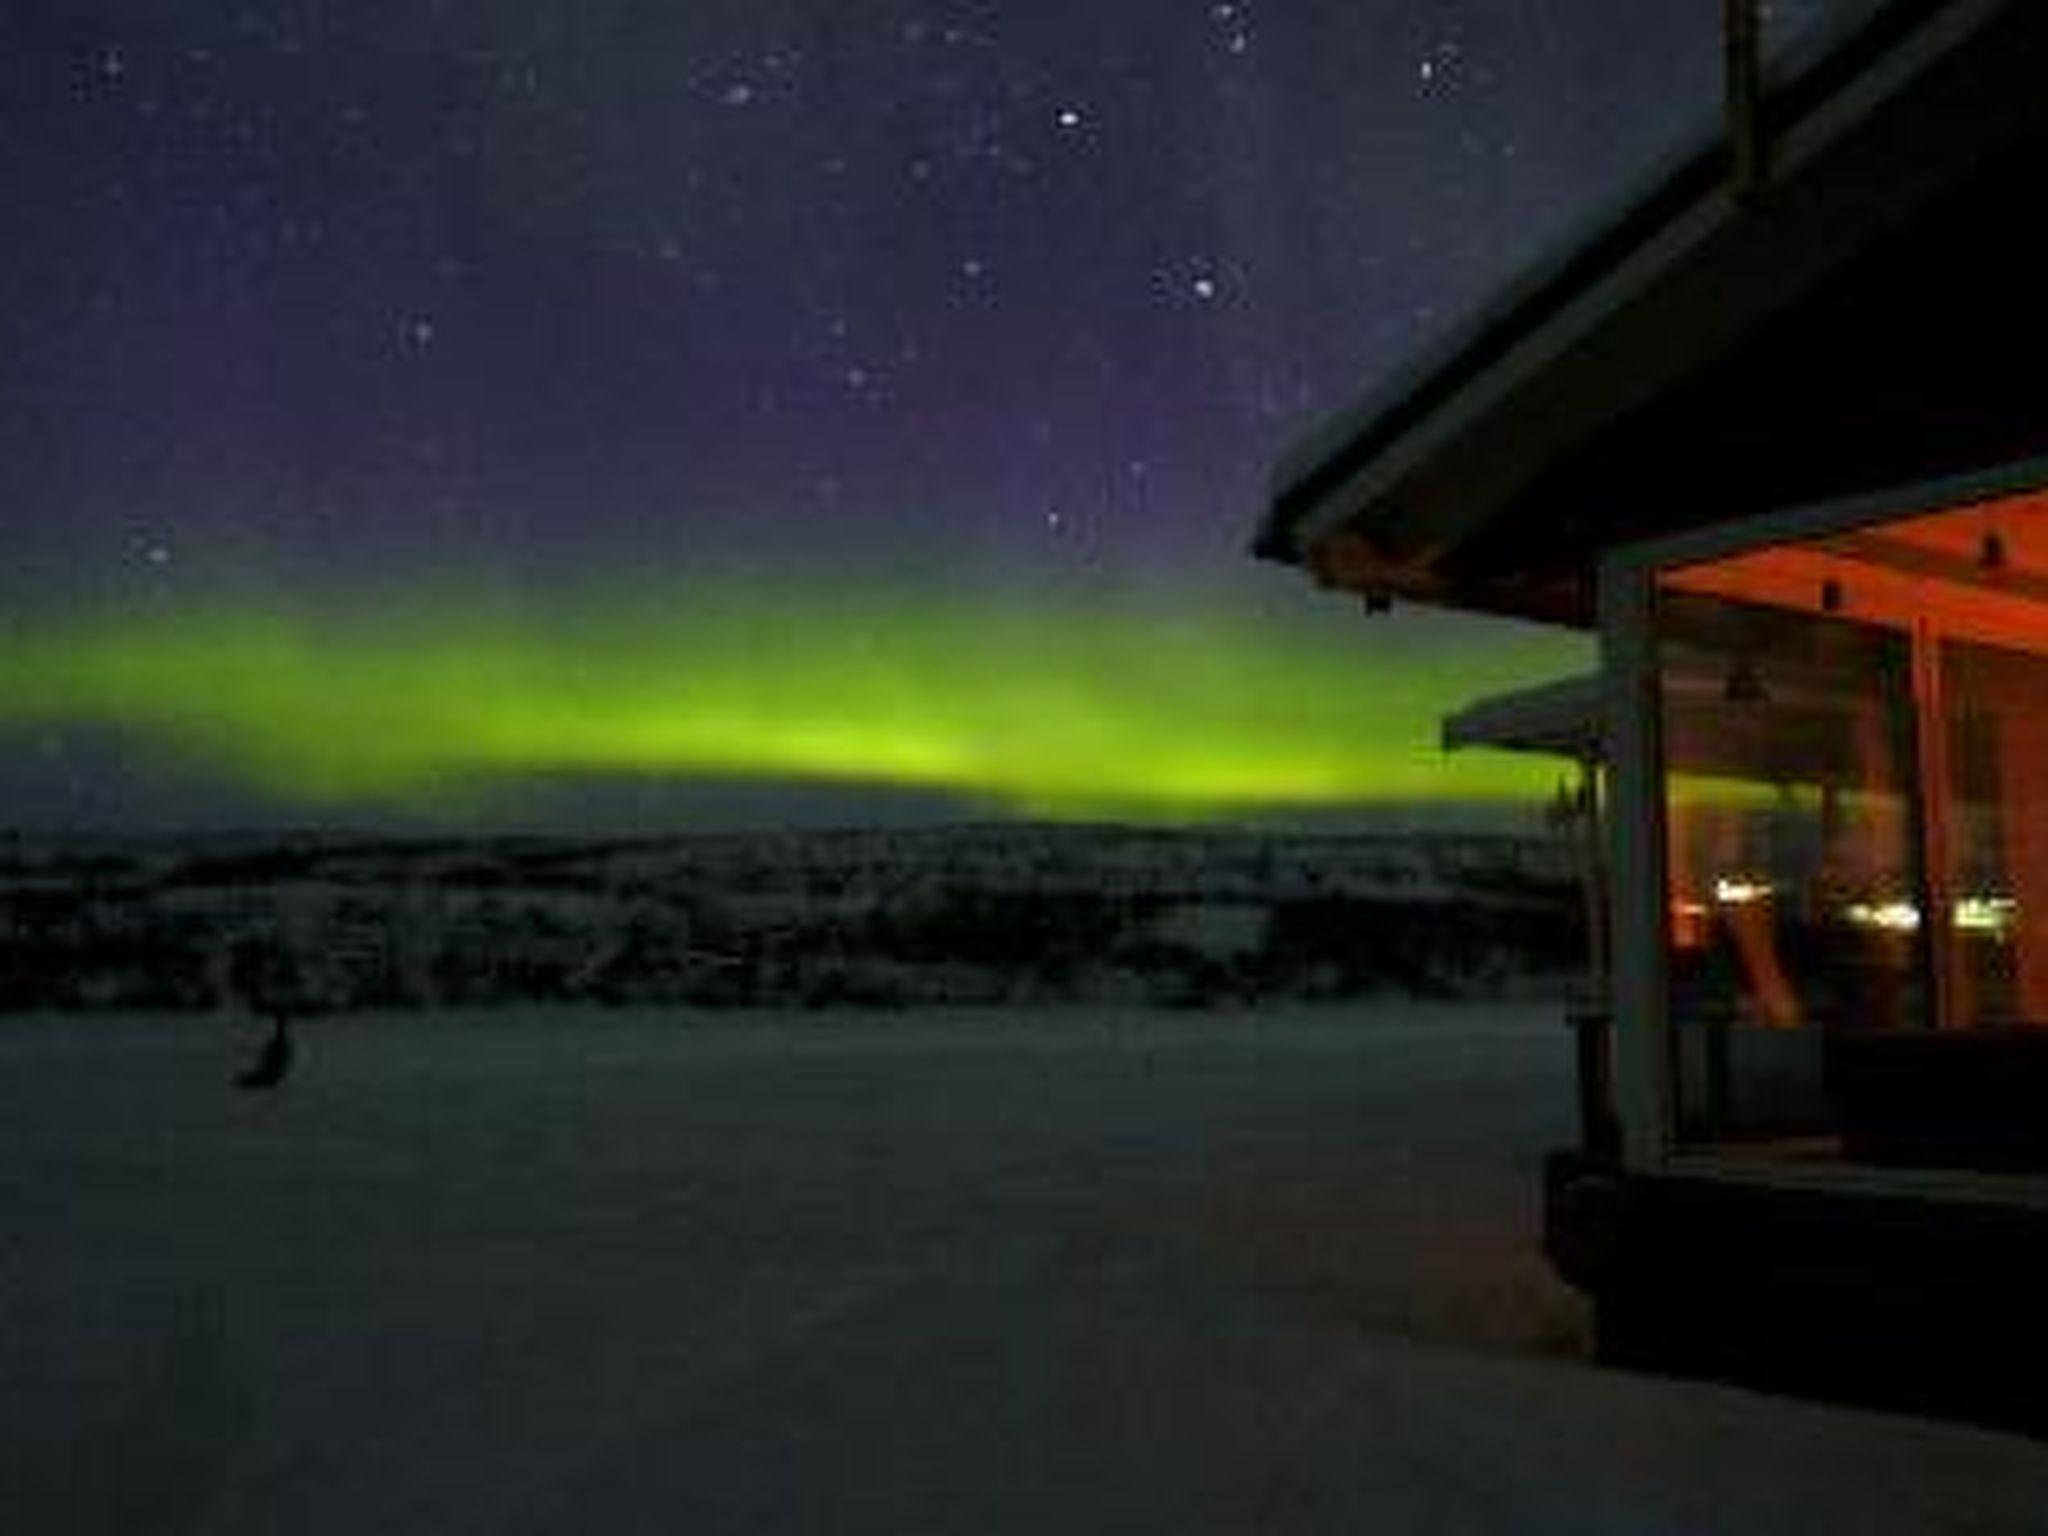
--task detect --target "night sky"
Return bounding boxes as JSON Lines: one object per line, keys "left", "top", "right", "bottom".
{"left": 0, "top": 2, "right": 1851, "bottom": 828}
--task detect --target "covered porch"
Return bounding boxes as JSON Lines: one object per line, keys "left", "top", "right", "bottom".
{"left": 1485, "top": 478, "right": 2048, "bottom": 1174}
{"left": 1257, "top": 1, "right": 2048, "bottom": 1418}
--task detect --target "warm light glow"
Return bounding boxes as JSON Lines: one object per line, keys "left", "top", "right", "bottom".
{"left": 1713, "top": 875, "right": 1776, "bottom": 906}
{"left": 1843, "top": 899, "right": 1922, "bottom": 933}
{"left": 1955, "top": 895, "right": 2018, "bottom": 935}
{"left": 0, "top": 585, "right": 1589, "bottom": 819}
{"left": 1660, "top": 492, "right": 2048, "bottom": 654}
{"left": 1668, "top": 899, "right": 1712, "bottom": 950}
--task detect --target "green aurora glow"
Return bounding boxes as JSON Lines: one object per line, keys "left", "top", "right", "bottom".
{"left": 0, "top": 588, "right": 1590, "bottom": 820}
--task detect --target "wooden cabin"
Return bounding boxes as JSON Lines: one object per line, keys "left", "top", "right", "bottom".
{"left": 1258, "top": 0, "right": 2048, "bottom": 1419}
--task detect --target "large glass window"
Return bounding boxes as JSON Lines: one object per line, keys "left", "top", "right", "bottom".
{"left": 1643, "top": 490, "right": 2048, "bottom": 1169}
{"left": 1657, "top": 590, "right": 1924, "bottom": 1142}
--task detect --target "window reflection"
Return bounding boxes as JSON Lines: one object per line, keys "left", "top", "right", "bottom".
{"left": 1647, "top": 491, "right": 2048, "bottom": 1169}
{"left": 1658, "top": 591, "right": 1923, "bottom": 1140}
{"left": 1943, "top": 640, "right": 2048, "bottom": 1027}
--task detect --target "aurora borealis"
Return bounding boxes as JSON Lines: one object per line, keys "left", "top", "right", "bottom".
{"left": 0, "top": 2, "right": 1832, "bottom": 827}
{"left": 0, "top": 586, "right": 1587, "bottom": 819}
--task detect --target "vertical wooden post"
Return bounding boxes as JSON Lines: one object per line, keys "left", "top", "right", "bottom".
{"left": 2003, "top": 704, "right": 2048, "bottom": 1021}
{"left": 1911, "top": 618, "right": 1961, "bottom": 1028}
{"left": 1601, "top": 555, "right": 1673, "bottom": 1166}
{"left": 1573, "top": 754, "right": 1621, "bottom": 1156}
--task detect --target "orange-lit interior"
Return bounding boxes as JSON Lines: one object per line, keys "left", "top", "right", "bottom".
{"left": 1658, "top": 487, "right": 2048, "bottom": 1043}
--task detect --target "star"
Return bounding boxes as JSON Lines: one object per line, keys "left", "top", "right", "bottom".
{"left": 1054, "top": 106, "right": 1083, "bottom": 130}
{"left": 1192, "top": 276, "right": 1218, "bottom": 301}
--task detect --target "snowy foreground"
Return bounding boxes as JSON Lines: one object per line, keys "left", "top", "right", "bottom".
{"left": 7, "top": 1004, "right": 2046, "bottom": 1533}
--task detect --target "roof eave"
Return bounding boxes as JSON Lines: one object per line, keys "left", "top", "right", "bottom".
{"left": 1258, "top": 0, "right": 2031, "bottom": 612}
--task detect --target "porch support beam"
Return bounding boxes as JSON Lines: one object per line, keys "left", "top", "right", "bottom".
{"left": 1601, "top": 553, "right": 1674, "bottom": 1165}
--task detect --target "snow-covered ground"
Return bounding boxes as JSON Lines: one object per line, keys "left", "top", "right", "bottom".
{"left": 6, "top": 1004, "right": 2045, "bottom": 1533}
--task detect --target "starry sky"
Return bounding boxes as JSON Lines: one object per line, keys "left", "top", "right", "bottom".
{"left": 0, "top": 1, "right": 1860, "bottom": 828}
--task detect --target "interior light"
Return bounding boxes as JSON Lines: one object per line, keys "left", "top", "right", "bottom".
{"left": 1714, "top": 876, "right": 1774, "bottom": 905}
{"left": 1844, "top": 899, "right": 1922, "bottom": 932}
{"left": 1955, "top": 895, "right": 2018, "bottom": 934}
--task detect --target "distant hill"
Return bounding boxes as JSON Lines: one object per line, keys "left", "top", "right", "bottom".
{"left": 0, "top": 824, "right": 1586, "bottom": 1012}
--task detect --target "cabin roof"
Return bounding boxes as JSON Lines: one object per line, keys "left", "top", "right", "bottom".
{"left": 1257, "top": 0, "right": 2048, "bottom": 627}
{"left": 1441, "top": 673, "right": 1604, "bottom": 761}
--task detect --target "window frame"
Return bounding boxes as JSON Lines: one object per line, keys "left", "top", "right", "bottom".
{"left": 1596, "top": 454, "right": 2048, "bottom": 1168}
